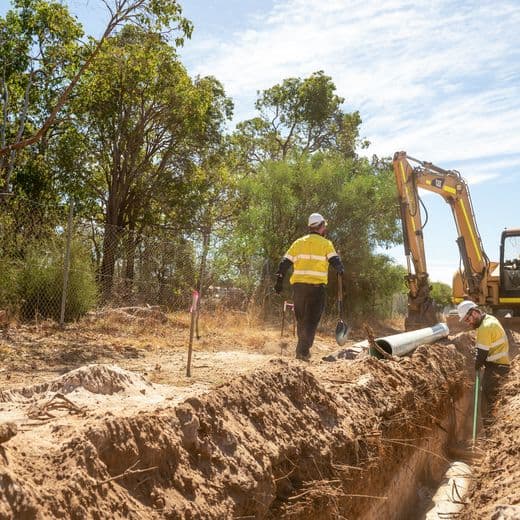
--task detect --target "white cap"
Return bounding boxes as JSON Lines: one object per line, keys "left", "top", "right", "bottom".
{"left": 457, "top": 300, "right": 478, "bottom": 321}
{"left": 308, "top": 212, "right": 326, "bottom": 227}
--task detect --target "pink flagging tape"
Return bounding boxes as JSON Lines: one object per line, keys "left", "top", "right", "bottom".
{"left": 189, "top": 290, "right": 200, "bottom": 313}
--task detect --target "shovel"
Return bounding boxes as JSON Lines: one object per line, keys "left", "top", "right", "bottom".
{"left": 335, "top": 273, "right": 349, "bottom": 346}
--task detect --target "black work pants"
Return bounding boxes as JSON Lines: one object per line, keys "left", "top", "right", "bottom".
{"left": 292, "top": 283, "right": 326, "bottom": 356}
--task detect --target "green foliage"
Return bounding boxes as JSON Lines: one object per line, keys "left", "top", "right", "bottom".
{"left": 1, "top": 0, "right": 194, "bottom": 195}
{"left": 72, "top": 25, "right": 233, "bottom": 228}
{"left": 217, "top": 151, "right": 402, "bottom": 318}
{"left": 232, "top": 71, "right": 367, "bottom": 165}
{"left": 348, "top": 256, "right": 407, "bottom": 319}
{"left": 0, "top": 0, "right": 84, "bottom": 191}
{"left": 16, "top": 240, "right": 97, "bottom": 321}
{"left": 0, "top": 258, "right": 20, "bottom": 309}
{"left": 430, "top": 281, "right": 452, "bottom": 307}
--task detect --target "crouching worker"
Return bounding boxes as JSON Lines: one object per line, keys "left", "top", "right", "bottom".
{"left": 457, "top": 300, "right": 510, "bottom": 407}
{"left": 274, "top": 213, "right": 344, "bottom": 361}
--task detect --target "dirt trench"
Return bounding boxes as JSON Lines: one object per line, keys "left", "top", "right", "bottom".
{"left": 0, "top": 332, "right": 516, "bottom": 519}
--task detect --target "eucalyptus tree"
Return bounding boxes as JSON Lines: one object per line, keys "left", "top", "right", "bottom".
{"left": 0, "top": 0, "right": 192, "bottom": 194}
{"left": 232, "top": 71, "right": 368, "bottom": 167}
{"left": 230, "top": 152, "right": 403, "bottom": 318}
{"left": 73, "top": 26, "right": 232, "bottom": 301}
{"left": 0, "top": 0, "right": 84, "bottom": 195}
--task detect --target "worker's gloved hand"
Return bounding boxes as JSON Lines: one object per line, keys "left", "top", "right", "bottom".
{"left": 474, "top": 348, "right": 487, "bottom": 371}
{"left": 274, "top": 275, "right": 283, "bottom": 294}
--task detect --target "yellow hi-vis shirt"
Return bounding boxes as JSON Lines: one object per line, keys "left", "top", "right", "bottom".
{"left": 284, "top": 233, "right": 339, "bottom": 285}
{"left": 476, "top": 314, "right": 510, "bottom": 365}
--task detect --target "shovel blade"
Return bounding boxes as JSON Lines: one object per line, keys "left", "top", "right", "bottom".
{"left": 335, "top": 320, "right": 349, "bottom": 346}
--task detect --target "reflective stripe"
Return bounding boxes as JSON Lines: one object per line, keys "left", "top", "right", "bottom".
{"left": 285, "top": 233, "right": 338, "bottom": 285}
{"left": 487, "top": 351, "right": 509, "bottom": 361}
{"left": 293, "top": 270, "right": 328, "bottom": 278}
{"left": 293, "top": 254, "right": 327, "bottom": 261}
{"left": 327, "top": 252, "right": 339, "bottom": 260}
{"left": 490, "top": 336, "right": 506, "bottom": 347}
{"left": 476, "top": 343, "right": 489, "bottom": 351}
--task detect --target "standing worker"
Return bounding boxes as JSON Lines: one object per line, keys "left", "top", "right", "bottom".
{"left": 274, "top": 213, "right": 344, "bottom": 361}
{"left": 457, "top": 300, "right": 510, "bottom": 406}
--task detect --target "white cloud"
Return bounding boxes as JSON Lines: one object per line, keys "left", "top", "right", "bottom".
{"left": 182, "top": 0, "right": 520, "bottom": 170}
{"left": 181, "top": 0, "right": 519, "bottom": 283}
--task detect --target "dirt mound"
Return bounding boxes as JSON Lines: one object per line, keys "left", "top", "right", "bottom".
{"left": 0, "top": 337, "right": 474, "bottom": 519}
{"left": 0, "top": 365, "right": 153, "bottom": 403}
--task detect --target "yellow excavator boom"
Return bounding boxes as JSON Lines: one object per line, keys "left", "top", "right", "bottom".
{"left": 393, "top": 151, "right": 520, "bottom": 330}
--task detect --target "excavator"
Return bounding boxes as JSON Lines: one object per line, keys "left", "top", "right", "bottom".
{"left": 392, "top": 151, "right": 520, "bottom": 331}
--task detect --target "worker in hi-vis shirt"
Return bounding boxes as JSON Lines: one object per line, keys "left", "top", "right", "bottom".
{"left": 274, "top": 213, "right": 344, "bottom": 361}
{"left": 457, "top": 300, "right": 510, "bottom": 406}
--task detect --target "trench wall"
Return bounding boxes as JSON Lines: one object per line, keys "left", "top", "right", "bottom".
{"left": 0, "top": 337, "right": 474, "bottom": 519}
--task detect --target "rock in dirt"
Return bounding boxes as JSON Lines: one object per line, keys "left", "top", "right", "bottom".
{"left": 0, "top": 422, "right": 17, "bottom": 444}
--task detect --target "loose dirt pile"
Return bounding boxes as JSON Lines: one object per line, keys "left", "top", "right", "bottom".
{"left": 0, "top": 317, "right": 518, "bottom": 519}
{"left": 0, "top": 334, "right": 470, "bottom": 519}
{"left": 461, "top": 354, "right": 520, "bottom": 519}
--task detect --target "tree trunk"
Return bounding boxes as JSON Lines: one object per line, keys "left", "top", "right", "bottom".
{"left": 124, "top": 224, "right": 137, "bottom": 302}
{"left": 197, "top": 228, "right": 211, "bottom": 297}
{"left": 100, "top": 204, "right": 120, "bottom": 304}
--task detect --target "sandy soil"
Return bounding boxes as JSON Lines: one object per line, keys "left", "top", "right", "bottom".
{"left": 0, "top": 310, "right": 518, "bottom": 519}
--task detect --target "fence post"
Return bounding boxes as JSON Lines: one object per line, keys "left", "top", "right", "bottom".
{"left": 60, "top": 200, "right": 74, "bottom": 327}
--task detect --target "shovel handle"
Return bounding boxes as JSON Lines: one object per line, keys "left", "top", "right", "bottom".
{"left": 337, "top": 273, "right": 344, "bottom": 316}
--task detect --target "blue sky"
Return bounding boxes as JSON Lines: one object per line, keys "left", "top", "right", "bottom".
{"left": 3, "top": 1, "right": 519, "bottom": 284}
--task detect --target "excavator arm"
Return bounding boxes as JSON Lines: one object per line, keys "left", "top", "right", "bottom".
{"left": 393, "top": 151, "right": 490, "bottom": 329}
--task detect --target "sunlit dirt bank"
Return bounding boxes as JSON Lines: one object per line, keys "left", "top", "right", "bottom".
{"left": 460, "top": 354, "right": 520, "bottom": 520}
{"left": 0, "top": 326, "right": 518, "bottom": 519}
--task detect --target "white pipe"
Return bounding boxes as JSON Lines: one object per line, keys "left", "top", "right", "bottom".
{"left": 425, "top": 461, "right": 473, "bottom": 518}
{"left": 371, "top": 323, "right": 449, "bottom": 358}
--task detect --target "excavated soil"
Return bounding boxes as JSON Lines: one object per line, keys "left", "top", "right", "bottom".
{"left": 460, "top": 355, "right": 520, "bottom": 520}
{"left": 0, "top": 314, "right": 519, "bottom": 519}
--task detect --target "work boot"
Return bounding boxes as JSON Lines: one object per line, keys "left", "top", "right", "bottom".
{"left": 296, "top": 352, "right": 311, "bottom": 361}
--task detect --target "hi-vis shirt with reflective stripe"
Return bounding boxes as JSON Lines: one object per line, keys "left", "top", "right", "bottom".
{"left": 476, "top": 314, "right": 510, "bottom": 365}
{"left": 284, "top": 234, "right": 338, "bottom": 285}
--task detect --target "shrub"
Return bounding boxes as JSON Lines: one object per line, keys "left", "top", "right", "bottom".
{"left": 0, "top": 259, "right": 21, "bottom": 309}
{"left": 16, "top": 240, "right": 97, "bottom": 321}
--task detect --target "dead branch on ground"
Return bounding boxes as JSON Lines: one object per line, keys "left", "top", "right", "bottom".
{"left": 27, "top": 392, "right": 87, "bottom": 420}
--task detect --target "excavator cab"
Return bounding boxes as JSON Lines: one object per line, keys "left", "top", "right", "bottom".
{"left": 499, "top": 228, "right": 520, "bottom": 311}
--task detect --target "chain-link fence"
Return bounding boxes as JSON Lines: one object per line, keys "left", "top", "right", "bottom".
{"left": 0, "top": 197, "right": 407, "bottom": 327}
{"left": 0, "top": 197, "right": 255, "bottom": 325}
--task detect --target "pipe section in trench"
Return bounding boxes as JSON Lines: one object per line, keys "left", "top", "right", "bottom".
{"left": 370, "top": 323, "right": 450, "bottom": 358}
